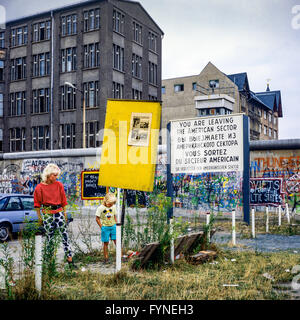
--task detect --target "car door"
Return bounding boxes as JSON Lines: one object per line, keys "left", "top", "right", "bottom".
{"left": 3, "top": 196, "right": 24, "bottom": 233}
{"left": 19, "top": 196, "right": 37, "bottom": 228}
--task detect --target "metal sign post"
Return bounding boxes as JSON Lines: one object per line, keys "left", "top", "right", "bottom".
{"left": 115, "top": 188, "right": 122, "bottom": 272}
{"left": 166, "top": 122, "right": 174, "bottom": 263}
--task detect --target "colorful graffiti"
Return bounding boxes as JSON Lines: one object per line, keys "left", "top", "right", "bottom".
{"left": 250, "top": 153, "right": 300, "bottom": 212}
{"left": 0, "top": 159, "right": 84, "bottom": 199}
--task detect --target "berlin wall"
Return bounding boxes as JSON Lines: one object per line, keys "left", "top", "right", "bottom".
{"left": 0, "top": 139, "right": 299, "bottom": 214}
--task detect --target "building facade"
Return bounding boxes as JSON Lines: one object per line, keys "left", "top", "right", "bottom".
{"left": 162, "top": 62, "right": 282, "bottom": 142}
{"left": 0, "top": 0, "right": 163, "bottom": 153}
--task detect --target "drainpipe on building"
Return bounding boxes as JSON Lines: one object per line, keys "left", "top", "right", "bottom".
{"left": 50, "top": 10, "right": 54, "bottom": 150}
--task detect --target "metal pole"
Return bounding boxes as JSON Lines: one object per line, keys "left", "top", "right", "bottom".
{"left": 266, "top": 206, "right": 269, "bottom": 233}
{"left": 82, "top": 95, "right": 86, "bottom": 149}
{"left": 170, "top": 219, "right": 174, "bottom": 264}
{"left": 206, "top": 212, "right": 210, "bottom": 243}
{"left": 116, "top": 188, "right": 121, "bottom": 272}
{"left": 286, "top": 202, "right": 290, "bottom": 224}
{"left": 251, "top": 208, "right": 255, "bottom": 238}
{"left": 35, "top": 234, "right": 42, "bottom": 293}
{"left": 0, "top": 265, "right": 5, "bottom": 290}
{"left": 232, "top": 209, "right": 236, "bottom": 246}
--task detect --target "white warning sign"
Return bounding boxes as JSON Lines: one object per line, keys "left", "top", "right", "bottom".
{"left": 170, "top": 114, "right": 245, "bottom": 174}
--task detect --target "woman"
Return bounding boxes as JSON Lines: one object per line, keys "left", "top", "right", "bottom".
{"left": 34, "top": 163, "right": 76, "bottom": 268}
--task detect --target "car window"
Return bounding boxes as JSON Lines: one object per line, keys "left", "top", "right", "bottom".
{"left": 5, "top": 197, "right": 22, "bottom": 211}
{"left": 20, "top": 197, "right": 34, "bottom": 210}
{"left": 0, "top": 197, "right": 8, "bottom": 210}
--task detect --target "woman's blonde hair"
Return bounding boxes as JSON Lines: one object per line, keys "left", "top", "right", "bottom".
{"left": 41, "top": 163, "right": 61, "bottom": 182}
{"left": 103, "top": 192, "right": 117, "bottom": 206}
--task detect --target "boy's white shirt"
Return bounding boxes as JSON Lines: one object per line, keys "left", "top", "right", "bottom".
{"left": 95, "top": 204, "right": 117, "bottom": 226}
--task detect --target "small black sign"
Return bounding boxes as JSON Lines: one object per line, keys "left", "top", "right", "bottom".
{"left": 250, "top": 178, "right": 283, "bottom": 206}
{"left": 81, "top": 171, "right": 107, "bottom": 200}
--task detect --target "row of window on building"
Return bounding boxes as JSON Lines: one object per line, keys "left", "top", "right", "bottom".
{"left": 5, "top": 79, "right": 158, "bottom": 117}
{"left": 5, "top": 46, "right": 158, "bottom": 85}
{"left": 8, "top": 121, "right": 100, "bottom": 152}
{"left": 161, "top": 80, "right": 217, "bottom": 94}
{"left": 0, "top": 8, "right": 158, "bottom": 53}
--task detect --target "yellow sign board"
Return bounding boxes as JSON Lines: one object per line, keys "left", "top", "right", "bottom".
{"left": 98, "top": 99, "right": 162, "bottom": 192}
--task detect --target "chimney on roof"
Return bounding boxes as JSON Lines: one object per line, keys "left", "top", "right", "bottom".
{"left": 266, "top": 78, "right": 271, "bottom": 91}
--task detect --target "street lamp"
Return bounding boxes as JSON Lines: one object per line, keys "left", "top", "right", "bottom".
{"left": 64, "top": 82, "right": 86, "bottom": 148}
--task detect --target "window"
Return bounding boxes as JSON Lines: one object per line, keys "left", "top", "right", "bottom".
{"left": 259, "top": 124, "right": 262, "bottom": 133}
{"left": 6, "top": 197, "right": 22, "bottom": 210}
{"left": 61, "top": 47, "right": 77, "bottom": 72}
{"left": 61, "top": 14, "right": 77, "bottom": 36}
{"left": 0, "top": 32, "right": 4, "bottom": 48}
{"left": 85, "top": 121, "right": 100, "bottom": 148}
{"left": 83, "top": 81, "right": 99, "bottom": 108}
{"left": 113, "top": 9, "right": 125, "bottom": 34}
{"left": 33, "top": 52, "right": 50, "bottom": 77}
{"left": 148, "top": 31, "right": 157, "bottom": 52}
{"left": 269, "top": 128, "right": 272, "bottom": 137}
{"left": 10, "top": 26, "right": 27, "bottom": 47}
{"left": 113, "top": 44, "right": 124, "bottom": 71}
{"left": 274, "top": 116, "right": 277, "bottom": 125}
{"left": 84, "top": 8, "right": 100, "bottom": 32}
{"left": 0, "top": 93, "right": 3, "bottom": 117}
{"left": 32, "top": 21, "right": 51, "bottom": 42}
{"left": 209, "top": 80, "right": 219, "bottom": 89}
{"left": 0, "top": 60, "right": 3, "bottom": 81}
{"left": 148, "top": 62, "right": 158, "bottom": 85}
{"left": 9, "top": 127, "right": 26, "bottom": 152}
{"left": 192, "top": 82, "right": 197, "bottom": 91}
{"left": 112, "top": 82, "right": 124, "bottom": 99}
{"left": 174, "top": 84, "right": 184, "bottom": 92}
{"left": 161, "top": 86, "right": 166, "bottom": 94}
{"left": 132, "top": 53, "right": 142, "bottom": 79}
{"left": 10, "top": 92, "right": 26, "bottom": 116}
{"left": 84, "top": 43, "right": 100, "bottom": 68}
{"left": 60, "top": 123, "right": 76, "bottom": 149}
{"left": 11, "top": 57, "right": 26, "bottom": 81}
{"left": 148, "top": 95, "right": 157, "bottom": 101}
{"left": 32, "top": 88, "right": 50, "bottom": 114}
{"left": 20, "top": 197, "right": 34, "bottom": 210}
{"left": 268, "top": 113, "right": 272, "bottom": 123}
{"left": 132, "top": 88, "right": 142, "bottom": 100}
{"left": 264, "top": 125, "right": 267, "bottom": 135}
{"left": 60, "top": 84, "right": 76, "bottom": 110}
{"left": 133, "top": 21, "right": 142, "bottom": 44}
{"left": 264, "top": 110, "right": 267, "bottom": 120}
{"left": 32, "top": 126, "right": 49, "bottom": 151}
{"left": 274, "top": 130, "right": 277, "bottom": 139}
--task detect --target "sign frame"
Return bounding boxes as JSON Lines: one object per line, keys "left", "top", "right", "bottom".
{"left": 167, "top": 114, "right": 250, "bottom": 224}
{"left": 81, "top": 171, "right": 108, "bottom": 200}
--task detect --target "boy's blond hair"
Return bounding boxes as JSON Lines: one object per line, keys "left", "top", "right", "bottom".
{"left": 103, "top": 192, "right": 117, "bottom": 206}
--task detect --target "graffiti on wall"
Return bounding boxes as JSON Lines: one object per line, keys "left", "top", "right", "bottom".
{"left": 251, "top": 153, "right": 300, "bottom": 212}
{"left": 0, "top": 159, "right": 84, "bottom": 198}
{"left": 250, "top": 178, "right": 283, "bottom": 206}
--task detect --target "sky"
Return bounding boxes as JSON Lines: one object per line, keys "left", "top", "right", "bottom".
{"left": 1, "top": 0, "right": 300, "bottom": 140}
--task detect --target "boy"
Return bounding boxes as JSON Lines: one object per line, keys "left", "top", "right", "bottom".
{"left": 96, "top": 193, "right": 117, "bottom": 263}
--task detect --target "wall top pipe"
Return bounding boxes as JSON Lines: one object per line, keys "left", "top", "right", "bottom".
{"left": 250, "top": 139, "right": 300, "bottom": 151}
{"left": 0, "top": 138, "right": 298, "bottom": 160}
{"left": 0, "top": 145, "right": 167, "bottom": 160}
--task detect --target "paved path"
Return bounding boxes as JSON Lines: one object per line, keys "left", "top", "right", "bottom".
{"left": 213, "top": 232, "right": 300, "bottom": 253}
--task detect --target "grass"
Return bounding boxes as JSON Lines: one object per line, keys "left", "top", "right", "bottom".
{"left": 2, "top": 245, "right": 299, "bottom": 300}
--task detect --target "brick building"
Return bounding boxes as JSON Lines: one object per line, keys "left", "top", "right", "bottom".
{"left": 0, "top": 0, "right": 163, "bottom": 152}
{"left": 161, "top": 62, "right": 282, "bottom": 142}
